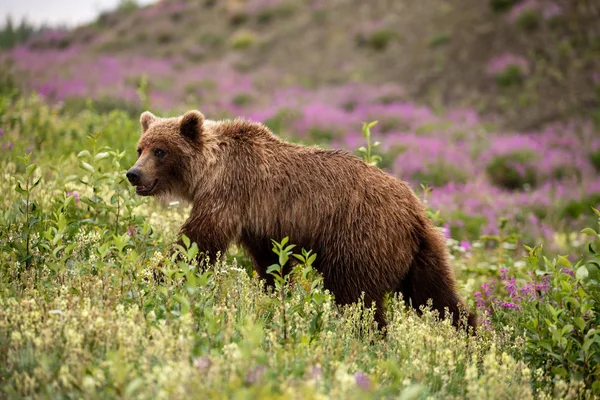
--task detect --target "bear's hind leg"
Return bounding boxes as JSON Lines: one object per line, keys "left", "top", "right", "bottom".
{"left": 398, "top": 234, "right": 477, "bottom": 331}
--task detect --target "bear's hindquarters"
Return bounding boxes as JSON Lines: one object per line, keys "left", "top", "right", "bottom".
{"left": 398, "top": 229, "right": 477, "bottom": 331}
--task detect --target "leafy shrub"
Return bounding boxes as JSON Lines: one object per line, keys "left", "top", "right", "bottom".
{"left": 0, "top": 16, "right": 39, "bottom": 50}
{"left": 429, "top": 33, "right": 450, "bottom": 48}
{"left": 486, "top": 151, "right": 538, "bottom": 190}
{"left": 117, "top": 0, "right": 139, "bottom": 13}
{"left": 61, "top": 96, "right": 143, "bottom": 118}
{"left": 262, "top": 108, "right": 301, "bottom": 135}
{"left": 229, "top": 11, "right": 249, "bottom": 26}
{"left": 377, "top": 144, "right": 407, "bottom": 170}
{"left": 561, "top": 194, "right": 600, "bottom": 219}
{"left": 515, "top": 10, "right": 541, "bottom": 32}
{"left": 494, "top": 65, "right": 524, "bottom": 87}
{"left": 590, "top": 149, "right": 600, "bottom": 172}
{"left": 489, "top": 0, "right": 519, "bottom": 13}
{"left": 232, "top": 93, "right": 254, "bottom": 107}
{"left": 198, "top": 32, "right": 225, "bottom": 48}
{"left": 256, "top": 4, "right": 296, "bottom": 25}
{"left": 230, "top": 30, "right": 257, "bottom": 50}
{"left": 475, "top": 212, "right": 600, "bottom": 395}
{"left": 356, "top": 29, "right": 395, "bottom": 51}
{"left": 156, "top": 31, "right": 174, "bottom": 44}
{"left": 413, "top": 164, "right": 469, "bottom": 187}
{"left": 447, "top": 211, "right": 488, "bottom": 239}
{"left": 308, "top": 127, "right": 335, "bottom": 143}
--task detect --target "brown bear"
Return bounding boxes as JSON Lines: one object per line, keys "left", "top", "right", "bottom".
{"left": 126, "top": 110, "right": 477, "bottom": 331}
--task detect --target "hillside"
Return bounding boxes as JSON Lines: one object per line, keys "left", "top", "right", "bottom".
{"left": 3, "top": 0, "right": 600, "bottom": 130}
{"left": 3, "top": 2, "right": 600, "bottom": 397}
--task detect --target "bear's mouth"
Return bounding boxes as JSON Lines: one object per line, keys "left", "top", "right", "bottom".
{"left": 136, "top": 179, "right": 158, "bottom": 196}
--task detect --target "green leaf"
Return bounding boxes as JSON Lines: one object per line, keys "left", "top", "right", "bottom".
{"left": 173, "top": 294, "right": 190, "bottom": 314}
{"left": 581, "top": 227, "right": 599, "bottom": 236}
{"left": 561, "top": 324, "right": 574, "bottom": 335}
{"left": 592, "top": 207, "right": 600, "bottom": 218}
{"left": 274, "top": 274, "right": 284, "bottom": 286}
{"left": 266, "top": 264, "right": 280, "bottom": 275}
{"left": 79, "top": 161, "right": 95, "bottom": 173}
{"left": 557, "top": 255, "right": 571, "bottom": 267}
{"left": 366, "top": 120, "right": 378, "bottom": 129}
{"left": 77, "top": 150, "right": 92, "bottom": 159}
{"left": 25, "top": 163, "right": 37, "bottom": 177}
{"left": 95, "top": 152, "right": 110, "bottom": 160}
{"left": 583, "top": 336, "right": 594, "bottom": 352}
{"left": 187, "top": 243, "right": 198, "bottom": 260}
{"left": 15, "top": 182, "right": 27, "bottom": 196}
{"left": 181, "top": 234, "right": 190, "bottom": 249}
{"left": 574, "top": 317, "right": 586, "bottom": 331}
{"left": 576, "top": 265, "right": 589, "bottom": 280}
{"left": 52, "top": 245, "right": 65, "bottom": 259}
{"left": 278, "top": 252, "right": 289, "bottom": 267}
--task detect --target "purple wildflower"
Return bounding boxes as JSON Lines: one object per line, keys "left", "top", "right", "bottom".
{"left": 504, "top": 278, "right": 520, "bottom": 300}
{"left": 536, "top": 275, "right": 550, "bottom": 293}
{"left": 474, "top": 291, "right": 490, "bottom": 313}
{"left": 354, "top": 371, "right": 371, "bottom": 390}
{"left": 500, "top": 300, "right": 521, "bottom": 310}
{"left": 0, "top": 128, "right": 4, "bottom": 137}
{"left": 482, "top": 281, "right": 495, "bottom": 297}
{"left": 562, "top": 268, "right": 574, "bottom": 277}
{"left": 127, "top": 225, "right": 138, "bottom": 237}
{"left": 520, "top": 282, "right": 536, "bottom": 298}
{"left": 460, "top": 240, "right": 471, "bottom": 251}
{"left": 66, "top": 191, "right": 80, "bottom": 204}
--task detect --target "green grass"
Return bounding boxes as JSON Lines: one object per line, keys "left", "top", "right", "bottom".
{"left": 0, "top": 92, "right": 599, "bottom": 398}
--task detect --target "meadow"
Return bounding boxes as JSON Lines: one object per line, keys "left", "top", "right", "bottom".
{"left": 1, "top": 82, "right": 600, "bottom": 398}
{"left": 2, "top": 0, "right": 600, "bottom": 398}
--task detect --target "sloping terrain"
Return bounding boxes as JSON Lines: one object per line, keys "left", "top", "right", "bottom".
{"left": 12, "top": 0, "right": 600, "bottom": 130}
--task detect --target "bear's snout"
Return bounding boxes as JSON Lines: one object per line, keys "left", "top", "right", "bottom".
{"left": 126, "top": 168, "right": 141, "bottom": 185}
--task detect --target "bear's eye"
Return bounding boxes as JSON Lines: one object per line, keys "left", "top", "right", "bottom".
{"left": 154, "top": 148, "right": 166, "bottom": 158}
{"left": 137, "top": 148, "right": 142, "bottom": 157}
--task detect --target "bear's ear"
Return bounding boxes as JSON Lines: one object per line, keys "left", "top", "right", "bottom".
{"left": 140, "top": 111, "right": 157, "bottom": 133}
{"left": 180, "top": 110, "right": 205, "bottom": 141}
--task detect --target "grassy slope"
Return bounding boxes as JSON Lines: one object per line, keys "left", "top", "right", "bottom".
{"left": 24, "top": 0, "right": 600, "bottom": 130}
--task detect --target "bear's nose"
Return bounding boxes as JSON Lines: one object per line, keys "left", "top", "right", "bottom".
{"left": 126, "top": 169, "right": 141, "bottom": 184}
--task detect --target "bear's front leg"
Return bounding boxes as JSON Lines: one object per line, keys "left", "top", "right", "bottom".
{"left": 175, "top": 209, "right": 238, "bottom": 266}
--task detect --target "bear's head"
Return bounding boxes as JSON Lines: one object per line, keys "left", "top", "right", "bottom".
{"left": 126, "top": 109, "right": 217, "bottom": 202}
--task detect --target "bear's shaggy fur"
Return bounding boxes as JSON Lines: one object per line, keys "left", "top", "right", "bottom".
{"left": 127, "top": 110, "right": 477, "bottom": 330}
